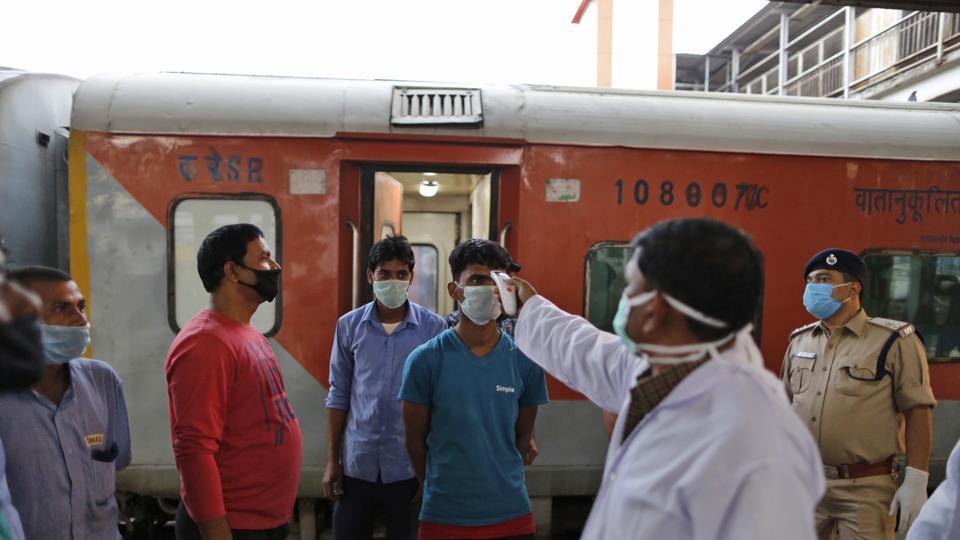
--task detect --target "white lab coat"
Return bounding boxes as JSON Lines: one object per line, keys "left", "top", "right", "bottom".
{"left": 908, "top": 439, "right": 960, "bottom": 539}
{"left": 515, "top": 295, "right": 825, "bottom": 540}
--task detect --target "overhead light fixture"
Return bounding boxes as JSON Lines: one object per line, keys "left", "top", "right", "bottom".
{"left": 419, "top": 180, "right": 439, "bottom": 198}
{"left": 423, "top": 172, "right": 437, "bottom": 176}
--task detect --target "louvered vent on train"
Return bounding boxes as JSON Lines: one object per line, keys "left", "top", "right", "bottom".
{"left": 391, "top": 87, "right": 483, "bottom": 126}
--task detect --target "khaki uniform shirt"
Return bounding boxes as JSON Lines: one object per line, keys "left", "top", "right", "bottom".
{"left": 781, "top": 309, "right": 936, "bottom": 466}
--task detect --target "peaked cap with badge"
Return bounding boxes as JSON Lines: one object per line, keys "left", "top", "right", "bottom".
{"left": 803, "top": 248, "right": 867, "bottom": 283}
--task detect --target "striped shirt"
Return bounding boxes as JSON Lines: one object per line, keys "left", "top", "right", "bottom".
{"left": 0, "top": 359, "right": 131, "bottom": 540}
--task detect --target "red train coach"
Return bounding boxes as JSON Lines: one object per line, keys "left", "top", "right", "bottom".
{"left": 67, "top": 72, "right": 960, "bottom": 532}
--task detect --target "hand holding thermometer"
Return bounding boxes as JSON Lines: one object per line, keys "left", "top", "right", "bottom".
{"left": 491, "top": 271, "right": 518, "bottom": 316}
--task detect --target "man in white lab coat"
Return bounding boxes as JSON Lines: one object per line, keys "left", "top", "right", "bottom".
{"left": 508, "top": 217, "right": 825, "bottom": 539}
{"left": 908, "top": 438, "right": 960, "bottom": 539}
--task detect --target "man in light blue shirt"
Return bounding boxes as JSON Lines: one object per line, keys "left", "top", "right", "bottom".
{"left": 0, "top": 266, "right": 131, "bottom": 540}
{"left": 324, "top": 236, "right": 447, "bottom": 540}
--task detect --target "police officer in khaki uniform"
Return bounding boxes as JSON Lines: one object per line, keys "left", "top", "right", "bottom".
{"left": 782, "top": 249, "right": 936, "bottom": 540}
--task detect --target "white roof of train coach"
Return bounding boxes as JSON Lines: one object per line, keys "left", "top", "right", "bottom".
{"left": 71, "top": 72, "right": 960, "bottom": 161}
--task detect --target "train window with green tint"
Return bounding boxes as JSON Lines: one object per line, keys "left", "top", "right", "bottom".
{"left": 169, "top": 197, "right": 281, "bottom": 336}
{"left": 584, "top": 243, "right": 633, "bottom": 332}
{"left": 862, "top": 251, "right": 960, "bottom": 363}
{"left": 409, "top": 244, "right": 439, "bottom": 313}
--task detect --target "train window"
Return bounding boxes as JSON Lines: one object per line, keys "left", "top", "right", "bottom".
{"left": 862, "top": 251, "right": 960, "bottom": 363}
{"left": 170, "top": 198, "right": 281, "bottom": 335}
{"left": 584, "top": 243, "right": 633, "bottom": 332}
{"left": 409, "top": 244, "right": 439, "bottom": 312}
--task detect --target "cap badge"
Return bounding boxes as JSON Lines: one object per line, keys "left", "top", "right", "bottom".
{"left": 826, "top": 254, "right": 838, "bottom": 265}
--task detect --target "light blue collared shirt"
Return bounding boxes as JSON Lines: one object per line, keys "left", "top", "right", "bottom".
{"left": 0, "top": 438, "right": 25, "bottom": 540}
{"left": 325, "top": 301, "right": 447, "bottom": 484}
{"left": 0, "top": 358, "right": 131, "bottom": 540}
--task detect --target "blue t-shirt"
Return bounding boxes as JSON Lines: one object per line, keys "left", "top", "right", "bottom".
{"left": 398, "top": 329, "right": 549, "bottom": 526}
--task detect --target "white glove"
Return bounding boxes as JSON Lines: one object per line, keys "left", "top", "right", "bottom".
{"left": 889, "top": 466, "right": 929, "bottom": 533}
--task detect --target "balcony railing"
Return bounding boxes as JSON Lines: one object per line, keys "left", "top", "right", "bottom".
{"left": 849, "top": 11, "right": 959, "bottom": 90}
{"left": 785, "top": 54, "right": 845, "bottom": 97}
{"left": 725, "top": 10, "right": 959, "bottom": 99}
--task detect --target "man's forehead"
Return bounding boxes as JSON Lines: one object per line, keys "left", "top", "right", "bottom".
{"left": 248, "top": 237, "right": 270, "bottom": 254}
{"left": 376, "top": 259, "right": 410, "bottom": 271}
{"left": 808, "top": 268, "right": 842, "bottom": 279}
{"left": 624, "top": 250, "right": 642, "bottom": 283}
{"left": 461, "top": 264, "right": 497, "bottom": 281}
{"left": 34, "top": 279, "right": 83, "bottom": 302}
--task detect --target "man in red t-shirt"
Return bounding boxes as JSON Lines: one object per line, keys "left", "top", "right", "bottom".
{"left": 166, "top": 224, "right": 302, "bottom": 540}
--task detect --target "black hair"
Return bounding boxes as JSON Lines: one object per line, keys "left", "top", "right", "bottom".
{"left": 631, "top": 218, "right": 763, "bottom": 341}
{"left": 8, "top": 265, "right": 74, "bottom": 288}
{"left": 448, "top": 239, "right": 512, "bottom": 281}
{"left": 368, "top": 235, "right": 415, "bottom": 272}
{"left": 197, "top": 224, "right": 264, "bottom": 292}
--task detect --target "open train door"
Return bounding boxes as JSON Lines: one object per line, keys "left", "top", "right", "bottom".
{"left": 353, "top": 164, "right": 514, "bottom": 315}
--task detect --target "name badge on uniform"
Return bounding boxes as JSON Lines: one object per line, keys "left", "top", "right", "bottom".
{"left": 84, "top": 433, "right": 105, "bottom": 448}
{"left": 796, "top": 352, "right": 817, "bottom": 359}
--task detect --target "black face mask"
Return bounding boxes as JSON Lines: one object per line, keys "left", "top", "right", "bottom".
{"left": 0, "top": 315, "right": 45, "bottom": 392}
{"left": 239, "top": 265, "right": 281, "bottom": 303}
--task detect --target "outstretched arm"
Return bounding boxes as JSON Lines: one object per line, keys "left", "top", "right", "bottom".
{"left": 509, "top": 278, "right": 641, "bottom": 413}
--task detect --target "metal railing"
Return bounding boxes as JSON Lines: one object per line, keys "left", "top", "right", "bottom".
{"left": 785, "top": 53, "right": 845, "bottom": 97}
{"left": 850, "top": 11, "right": 942, "bottom": 85}
{"left": 699, "top": 10, "right": 960, "bottom": 99}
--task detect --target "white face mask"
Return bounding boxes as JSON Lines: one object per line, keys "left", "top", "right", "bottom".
{"left": 40, "top": 323, "right": 91, "bottom": 364}
{"left": 616, "top": 289, "right": 757, "bottom": 367}
{"left": 458, "top": 285, "right": 502, "bottom": 326}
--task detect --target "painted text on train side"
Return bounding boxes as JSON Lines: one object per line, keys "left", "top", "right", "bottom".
{"left": 854, "top": 186, "right": 960, "bottom": 224}
{"left": 177, "top": 152, "right": 265, "bottom": 184}
{"left": 615, "top": 180, "right": 769, "bottom": 211}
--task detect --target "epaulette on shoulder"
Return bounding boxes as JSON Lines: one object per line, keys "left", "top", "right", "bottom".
{"left": 867, "top": 317, "right": 916, "bottom": 339}
{"left": 789, "top": 321, "right": 818, "bottom": 340}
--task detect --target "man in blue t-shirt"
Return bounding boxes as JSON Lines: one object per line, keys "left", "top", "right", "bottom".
{"left": 399, "top": 239, "right": 549, "bottom": 540}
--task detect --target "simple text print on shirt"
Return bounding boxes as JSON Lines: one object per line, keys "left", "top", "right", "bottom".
{"left": 615, "top": 179, "right": 769, "bottom": 211}
{"left": 247, "top": 340, "right": 297, "bottom": 447}
{"left": 496, "top": 385, "right": 516, "bottom": 394}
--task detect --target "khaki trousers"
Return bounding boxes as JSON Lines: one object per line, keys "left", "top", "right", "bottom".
{"left": 816, "top": 474, "right": 897, "bottom": 540}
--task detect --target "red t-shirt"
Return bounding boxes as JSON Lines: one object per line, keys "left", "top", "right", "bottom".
{"left": 165, "top": 310, "right": 302, "bottom": 529}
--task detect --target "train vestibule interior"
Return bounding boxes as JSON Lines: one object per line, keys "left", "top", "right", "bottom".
{"left": 373, "top": 170, "right": 495, "bottom": 317}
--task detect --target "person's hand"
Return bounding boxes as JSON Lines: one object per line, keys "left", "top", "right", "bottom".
{"left": 504, "top": 277, "right": 538, "bottom": 308}
{"left": 889, "top": 466, "right": 928, "bottom": 533}
{"left": 412, "top": 482, "right": 423, "bottom": 503}
{"left": 322, "top": 460, "right": 344, "bottom": 501}
{"left": 524, "top": 436, "right": 539, "bottom": 465}
{"left": 197, "top": 516, "right": 233, "bottom": 540}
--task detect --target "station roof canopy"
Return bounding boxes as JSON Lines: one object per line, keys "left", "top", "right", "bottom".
{"left": 774, "top": 0, "right": 960, "bottom": 12}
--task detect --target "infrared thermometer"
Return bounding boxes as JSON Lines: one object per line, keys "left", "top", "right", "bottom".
{"left": 491, "top": 271, "right": 518, "bottom": 316}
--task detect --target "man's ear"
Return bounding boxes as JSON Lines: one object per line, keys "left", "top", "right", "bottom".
{"left": 447, "top": 282, "right": 460, "bottom": 301}
{"left": 642, "top": 292, "right": 668, "bottom": 333}
{"left": 367, "top": 269, "right": 374, "bottom": 285}
{"left": 849, "top": 281, "right": 862, "bottom": 299}
{"left": 223, "top": 260, "right": 241, "bottom": 284}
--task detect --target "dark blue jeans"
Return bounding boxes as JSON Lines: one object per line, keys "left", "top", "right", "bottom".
{"left": 332, "top": 475, "right": 419, "bottom": 540}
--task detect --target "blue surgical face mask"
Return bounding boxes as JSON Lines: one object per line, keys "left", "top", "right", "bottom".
{"left": 40, "top": 324, "right": 91, "bottom": 364}
{"left": 373, "top": 279, "right": 409, "bottom": 309}
{"left": 803, "top": 282, "right": 851, "bottom": 320}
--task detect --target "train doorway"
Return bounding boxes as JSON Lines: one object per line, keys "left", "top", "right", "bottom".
{"left": 359, "top": 166, "right": 500, "bottom": 317}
